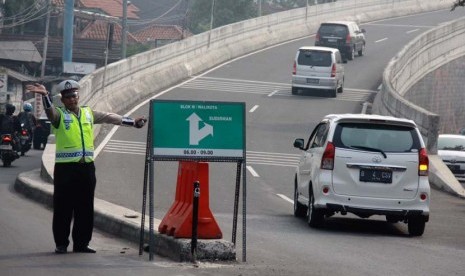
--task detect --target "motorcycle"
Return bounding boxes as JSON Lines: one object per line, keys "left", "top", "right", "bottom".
{"left": 19, "top": 123, "right": 32, "bottom": 156}
{"left": 0, "top": 134, "right": 19, "bottom": 167}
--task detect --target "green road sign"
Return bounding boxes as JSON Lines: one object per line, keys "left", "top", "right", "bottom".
{"left": 151, "top": 100, "right": 245, "bottom": 159}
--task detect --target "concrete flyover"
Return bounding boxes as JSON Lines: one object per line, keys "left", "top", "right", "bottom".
{"left": 15, "top": 0, "right": 460, "bottom": 262}
{"left": 372, "top": 16, "right": 465, "bottom": 198}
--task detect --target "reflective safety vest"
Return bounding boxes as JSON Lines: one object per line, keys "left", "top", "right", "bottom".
{"left": 54, "top": 106, "right": 94, "bottom": 163}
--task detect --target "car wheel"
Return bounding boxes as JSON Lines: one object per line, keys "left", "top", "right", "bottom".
{"left": 294, "top": 179, "right": 307, "bottom": 218}
{"left": 307, "top": 187, "right": 324, "bottom": 228}
{"left": 291, "top": 87, "right": 298, "bottom": 95}
{"left": 386, "top": 215, "right": 399, "bottom": 223}
{"left": 33, "top": 140, "right": 41, "bottom": 150}
{"left": 3, "top": 160, "right": 11, "bottom": 167}
{"left": 348, "top": 47, "right": 355, "bottom": 60}
{"left": 330, "top": 89, "right": 337, "bottom": 98}
{"left": 338, "top": 79, "right": 344, "bottom": 93}
{"left": 408, "top": 216, "right": 426, "bottom": 236}
{"left": 358, "top": 44, "right": 365, "bottom": 56}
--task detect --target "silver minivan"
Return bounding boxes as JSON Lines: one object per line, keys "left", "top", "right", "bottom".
{"left": 291, "top": 46, "right": 345, "bottom": 97}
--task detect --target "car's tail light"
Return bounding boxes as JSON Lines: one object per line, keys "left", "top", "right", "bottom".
{"left": 292, "top": 61, "right": 296, "bottom": 75}
{"left": 331, "top": 63, "right": 336, "bottom": 77}
{"left": 21, "top": 130, "right": 27, "bottom": 135}
{"left": 2, "top": 136, "right": 12, "bottom": 142}
{"left": 346, "top": 34, "right": 351, "bottom": 44}
{"left": 321, "top": 142, "right": 335, "bottom": 170}
{"left": 418, "top": 148, "right": 429, "bottom": 176}
{"left": 315, "top": 32, "right": 320, "bottom": 42}
{"left": 420, "top": 193, "right": 427, "bottom": 201}
{"left": 322, "top": 186, "right": 330, "bottom": 194}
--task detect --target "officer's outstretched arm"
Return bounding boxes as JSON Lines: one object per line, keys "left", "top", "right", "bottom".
{"left": 25, "top": 83, "right": 60, "bottom": 127}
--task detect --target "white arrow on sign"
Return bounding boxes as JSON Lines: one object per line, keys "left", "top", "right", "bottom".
{"left": 186, "top": 113, "right": 213, "bottom": 145}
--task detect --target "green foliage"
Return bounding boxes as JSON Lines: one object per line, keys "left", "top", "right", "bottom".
{"left": 2, "top": 0, "right": 43, "bottom": 34}
{"left": 270, "top": 0, "right": 307, "bottom": 9}
{"left": 126, "top": 43, "right": 152, "bottom": 57}
{"left": 3, "top": 0, "right": 37, "bottom": 18}
{"left": 187, "top": 0, "right": 257, "bottom": 34}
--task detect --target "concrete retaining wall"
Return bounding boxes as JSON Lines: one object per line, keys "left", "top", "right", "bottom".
{"left": 371, "top": 15, "right": 465, "bottom": 198}
{"left": 372, "top": 16, "right": 465, "bottom": 154}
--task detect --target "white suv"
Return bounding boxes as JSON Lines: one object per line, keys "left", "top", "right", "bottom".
{"left": 293, "top": 114, "right": 430, "bottom": 236}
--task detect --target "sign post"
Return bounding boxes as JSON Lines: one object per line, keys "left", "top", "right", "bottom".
{"left": 139, "top": 100, "right": 247, "bottom": 262}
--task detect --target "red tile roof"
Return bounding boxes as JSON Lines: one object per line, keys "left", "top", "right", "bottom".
{"left": 133, "top": 24, "right": 191, "bottom": 42}
{"left": 79, "top": 20, "right": 138, "bottom": 43}
{"left": 52, "top": 0, "right": 64, "bottom": 6}
{"left": 80, "top": 0, "right": 140, "bottom": 19}
{"left": 53, "top": 0, "right": 139, "bottom": 19}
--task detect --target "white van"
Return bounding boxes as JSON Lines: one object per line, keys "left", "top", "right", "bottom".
{"left": 291, "top": 46, "right": 345, "bottom": 97}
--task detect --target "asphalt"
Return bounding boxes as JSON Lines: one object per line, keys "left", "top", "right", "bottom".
{"left": 14, "top": 133, "right": 465, "bottom": 263}
{"left": 14, "top": 136, "right": 236, "bottom": 263}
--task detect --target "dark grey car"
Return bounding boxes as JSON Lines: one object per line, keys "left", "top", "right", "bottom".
{"left": 315, "top": 21, "right": 366, "bottom": 61}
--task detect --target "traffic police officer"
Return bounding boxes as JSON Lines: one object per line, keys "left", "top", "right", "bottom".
{"left": 26, "top": 80, "right": 146, "bottom": 254}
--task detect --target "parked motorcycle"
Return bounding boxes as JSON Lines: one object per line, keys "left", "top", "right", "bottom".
{"left": 0, "top": 134, "right": 19, "bottom": 167}
{"left": 19, "top": 123, "right": 32, "bottom": 156}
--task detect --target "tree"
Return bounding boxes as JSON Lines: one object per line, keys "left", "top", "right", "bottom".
{"left": 2, "top": 0, "right": 43, "bottom": 34}
{"left": 270, "top": 0, "right": 307, "bottom": 9}
{"left": 187, "top": 0, "right": 257, "bottom": 34}
{"left": 451, "top": 0, "right": 465, "bottom": 11}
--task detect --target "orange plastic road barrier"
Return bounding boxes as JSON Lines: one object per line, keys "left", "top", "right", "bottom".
{"left": 158, "top": 161, "right": 222, "bottom": 239}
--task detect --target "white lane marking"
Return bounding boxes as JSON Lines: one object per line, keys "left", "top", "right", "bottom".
{"left": 109, "top": 139, "right": 146, "bottom": 145}
{"left": 406, "top": 29, "right": 419, "bottom": 34}
{"left": 268, "top": 90, "right": 279, "bottom": 97}
{"left": 277, "top": 194, "right": 294, "bottom": 204}
{"left": 365, "top": 23, "right": 434, "bottom": 28}
{"left": 246, "top": 166, "right": 260, "bottom": 177}
{"left": 375, "top": 38, "right": 388, "bottom": 43}
{"left": 201, "top": 76, "right": 291, "bottom": 86}
{"left": 249, "top": 105, "right": 259, "bottom": 113}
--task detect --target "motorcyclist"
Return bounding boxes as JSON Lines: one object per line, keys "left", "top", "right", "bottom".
{"left": 18, "top": 102, "right": 37, "bottom": 153}
{"left": 0, "top": 104, "right": 22, "bottom": 154}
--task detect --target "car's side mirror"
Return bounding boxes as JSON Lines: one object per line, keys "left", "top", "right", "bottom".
{"left": 294, "top": 138, "right": 305, "bottom": 150}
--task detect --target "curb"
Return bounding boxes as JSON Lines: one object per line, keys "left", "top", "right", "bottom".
{"left": 14, "top": 169, "right": 236, "bottom": 262}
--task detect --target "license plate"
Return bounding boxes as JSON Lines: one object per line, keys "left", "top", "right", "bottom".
{"left": 447, "top": 164, "right": 460, "bottom": 172}
{"left": 359, "top": 168, "right": 392, "bottom": 183}
{"left": 327, "top": 38, "right": 337, "bottom": 42}
{"left": 20, "top": 136, "right": 29, "bottom": 140}
{"left": 306, "top": 78, "right": 319, "bottom": 84}
{"left": 0, "top": 145, "right": 12, "bottom": 150}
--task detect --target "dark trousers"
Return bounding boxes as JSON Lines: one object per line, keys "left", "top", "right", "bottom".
{"left": 53, "top": 162, "right": 96, "bottom": 248}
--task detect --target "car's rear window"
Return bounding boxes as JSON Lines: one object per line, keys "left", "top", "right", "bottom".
{"left": 333, "top": 123, "right": 420, "bottom": 152}
{"left": 298, "top": 50, "right": 332, "bottom": 66}
{"left": 318, "top": 24, "right": 348, "bottom": 36}
{"left": 438, "top": 136, "right": 465, "bottom": 151}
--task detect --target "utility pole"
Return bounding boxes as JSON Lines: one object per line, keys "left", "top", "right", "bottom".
{"left": 37, "top": 0, "right": 51, "bottom": 119}
{"left": 121, "top": 0, "right": 128, "bottom": 59}
{"left": 207, "top": 0, "right": 215, "bottom": 47}
{"left": 63, "top": 0, "right": 74, "bottom": 63}
{"left": 41, "top": 0, "right": 51, "bottom": 79}
{"left": 306, "top": 0, "right": 308, "bottom": 21}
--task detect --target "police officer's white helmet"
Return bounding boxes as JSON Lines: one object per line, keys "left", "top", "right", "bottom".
{"left": 57, "top": 80, "right": 80, "bottom": 93}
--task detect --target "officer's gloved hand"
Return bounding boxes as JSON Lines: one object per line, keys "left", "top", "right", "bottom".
{"left": 134, "top": 117, "right": 147, "bottom": 128}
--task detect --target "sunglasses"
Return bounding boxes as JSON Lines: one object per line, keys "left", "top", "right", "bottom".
{"left": 63, "top": 93, "right": 78, "bottom": 99}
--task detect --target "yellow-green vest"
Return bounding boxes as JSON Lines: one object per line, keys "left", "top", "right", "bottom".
{"left": 53, "top": 106, "right": 94, "bottom": 163}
